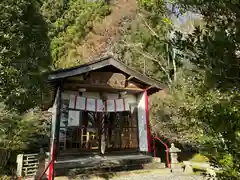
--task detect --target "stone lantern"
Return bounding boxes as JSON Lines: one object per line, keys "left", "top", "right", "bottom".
{"left": 169, "top": 143, "right": 182, "bottom": 172}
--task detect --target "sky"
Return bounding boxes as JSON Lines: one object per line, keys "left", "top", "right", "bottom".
{"left": 166, "top": 2, "right": 201, "bottom": 26}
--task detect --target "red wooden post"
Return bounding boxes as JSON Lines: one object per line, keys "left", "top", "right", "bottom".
{"left": 153, "top": 140, "right": 156, "bottom": 157}
{"left": 48, "top": 142, "right": 56, "bottom": 180}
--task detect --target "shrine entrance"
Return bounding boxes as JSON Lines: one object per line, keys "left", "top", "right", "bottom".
{"left": 79, "top": 111, "right": 138, "bottom": 154}
{"left": 59, "top": 98, "right": 139, "bottom": 155}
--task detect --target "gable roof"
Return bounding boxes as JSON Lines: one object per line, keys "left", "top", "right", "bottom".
{"left": 48, "top": 56, "right": 167, "bottom": 91}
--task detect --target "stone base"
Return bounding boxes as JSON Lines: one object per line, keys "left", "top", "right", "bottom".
{"left": 183, "top": 161, "right": 193, "bottom": 173}
{"left": 143, "top": 162, "right": 166, "bottom": 169}
{"left": 34, "top": 175, "right": 48, "bottom": 180}
{"left": 152, "top": 157, "right": 161, "bottom": 163}
{"left": 171, "top": 163, "right": 183, "bottom": 173}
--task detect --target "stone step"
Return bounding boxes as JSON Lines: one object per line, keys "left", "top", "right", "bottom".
{"left": 55, "top": 155, "right": 152, "bottom": 169}
{"left": 54, "top": 168, "right": 190, "bottom": 180}
{"left": 143, "top": 162, "right": 167, "bottom": 169}
{"left": 54, "top": 154, "right": 154, "bottom": 176}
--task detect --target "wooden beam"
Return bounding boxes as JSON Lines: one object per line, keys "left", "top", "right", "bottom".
{"left": 109, "top": 58, "right": 167, "bottom": 89}
{"left": 48, "top": 58, "right": 111, "bottom": 80}
{"left": 62, "top": 83, "right": 144, "bottom": 93}
{"left": 127, "top": 76, "right": 134, "bottom": 81}
{"left": 48, "top": 56, "right": 166, "bottom": 90}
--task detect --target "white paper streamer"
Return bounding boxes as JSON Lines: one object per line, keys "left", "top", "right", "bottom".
{"left": 68, "top": 110, "right": 79, "bottom": 126}
{"left": 69, "top": 95, "right": 130, "bottom": 112}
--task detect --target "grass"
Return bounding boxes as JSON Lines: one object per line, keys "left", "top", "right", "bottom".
{"left": 190, "top": 154, "right": 209, "bottom": 163}
{"left": 0, "top": 176, "right": 11, "bottom": 180}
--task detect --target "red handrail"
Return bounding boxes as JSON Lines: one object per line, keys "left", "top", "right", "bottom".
{"left": 152, "top": 136, "right": 171, "bottom": 168}
{"left": 38, "top": 142, "right": 56, "bottom": 180}
{"left": 38, "top": 159, "right": 53, "bottom": 180}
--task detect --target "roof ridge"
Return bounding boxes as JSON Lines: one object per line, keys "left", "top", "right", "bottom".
{"left": 48, "top": 55, "right": 167, "bottom": 90}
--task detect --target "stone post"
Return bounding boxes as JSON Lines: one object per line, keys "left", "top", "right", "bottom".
{"left": 16, "top": 154, "right": 24, "bottom": 177}
{"left": 169, "top": 143, "right": 183, "bottom": 172}
{"left": 35, "top": 148, "right": 48, "bottom": 180}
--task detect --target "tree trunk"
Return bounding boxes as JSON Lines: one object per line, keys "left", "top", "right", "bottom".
{"left": 0, "top": 149, "right": 10, "bottom": 173}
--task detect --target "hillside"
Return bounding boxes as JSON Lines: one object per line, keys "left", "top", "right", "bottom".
{"left": 40, "top": 0, "right": 199, "bottom": 69}
{"left": 75, "top": 0, "right": 137, "bottom": 63}
{"left": 40, "top": 0, "right": 138, "bottom": 68}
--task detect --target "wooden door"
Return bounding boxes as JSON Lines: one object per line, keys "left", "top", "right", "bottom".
{"left": 105, "top": 109, "right": 138, "bottom": 152}
{"left": 80, "top": 111, "right": 99, "bottom": 151}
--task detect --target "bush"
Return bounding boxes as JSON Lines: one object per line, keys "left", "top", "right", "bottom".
{"left": 190, "top": 154, "right": 209, "bottom": 163}
{"left": 0, "top": 103, "right": 49, "bottom": 175}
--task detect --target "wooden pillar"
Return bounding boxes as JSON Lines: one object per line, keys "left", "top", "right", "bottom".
{"left": 48, "top": 85, "right": 62, "bottom": 180}
{"left": 55, "top": 83, "right": 62, "bottom": 156}
{"left": 144, "top": 91, "right": 151, "bottom": 153}
{"left": 137, "top": 91, "right": 150, "bottom": 153}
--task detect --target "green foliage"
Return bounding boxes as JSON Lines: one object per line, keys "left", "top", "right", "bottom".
{"left": 174, "top": 0, "right": 239, "bottom": 89}
{"left": 0, "top": 176, "right": 11, "bottom": 180}
{"left": 190, "top": 154, "right": 209, "bottom": 163}
{"left": 0, "top": 103, "right": 49, "bottom": 174}
{"left": 41, "top": 0, "right": 110, "bottom": 68}
{"left": 150, "top": 68, "right": 206, "bottom": 143}
{"left": 195, "top": 91, "right": 240, "bottom": 179}
{"left": 0, "top": 0, "right": 51, "bottom": 174}
{"left": 153, "top": 66, "right": 240, "bottom": 179}
{"left": 114, "top": 0, "right": 183, "bottom": 85}
{"left": 0, "top": 0, "right": 52, "bottom": 112}
{"left": 138, "top": 0, "right": 166, "bottom": 17}
{"left": 168, "top": 0, "right": 240, "bottom": 178}
{"left": 0, "top": 104, "right": 48, "bottom": 151}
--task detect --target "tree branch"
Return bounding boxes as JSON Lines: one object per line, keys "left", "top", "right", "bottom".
{"left": 122, "top": 41, "right": 173, "bottom": 85}
{"left": 138, "top": 13, "right": 160, "bottom": 39}
{"left": 173, "top": 56, "right": 177, "bottom": 82}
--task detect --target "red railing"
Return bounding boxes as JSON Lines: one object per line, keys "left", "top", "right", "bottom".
{"left": 38, "top": 142, "right": 56, "bottom": 180}
{"left": 38, "top": 159, "right": 53, "bottom": 180}
{"left": 152, "top": 136, "right": 171, "bottom": 168}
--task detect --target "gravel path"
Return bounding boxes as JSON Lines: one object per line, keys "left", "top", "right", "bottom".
{"left": 111, "top": 173, "right": 205, "bottom": 180}
{"left": 55, "top": 171, "right": 206, "bottom": 180}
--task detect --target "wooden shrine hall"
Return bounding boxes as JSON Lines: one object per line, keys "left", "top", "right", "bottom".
{"left": 46, "top": 56, "right": 166, "bottom": 178}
